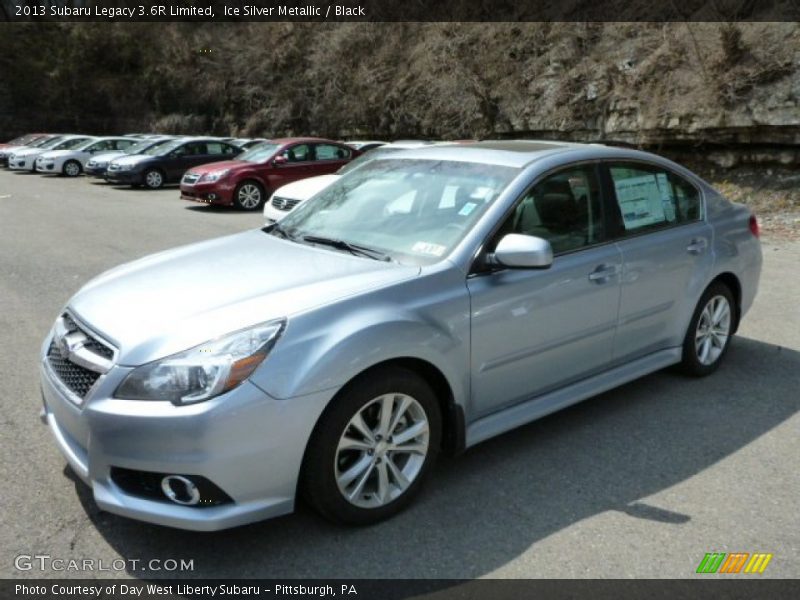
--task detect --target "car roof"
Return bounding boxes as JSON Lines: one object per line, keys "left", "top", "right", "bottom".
{"left": 269, "top": 137, "right": 346, "bottom": 145}
{"left": 385, "top": 140, "right": 665, "bottom": 169}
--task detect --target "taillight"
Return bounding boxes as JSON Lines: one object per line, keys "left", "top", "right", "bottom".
{"left": 749, "top": 214, "right": 760, "bottom": 238}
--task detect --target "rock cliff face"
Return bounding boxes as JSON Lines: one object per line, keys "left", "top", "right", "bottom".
{"left": 0, "top": 22, "right": 798, "bottom": 169}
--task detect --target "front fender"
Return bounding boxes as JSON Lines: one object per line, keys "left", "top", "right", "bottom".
{"left": 250, "top": 268, "right": 471, "bottom": 409}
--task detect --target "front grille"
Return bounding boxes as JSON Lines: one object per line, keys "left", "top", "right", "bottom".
{"left": 182, "top": 172, "right": 200, "bottom": 184}
{"left": 271, "top": 196, "right": 301, "bottom": 212}
{"left": 47, "top": 341, "right": 101, "bottom": 398}
{"left": 47, "top": 313, "right": 115, "bottom": 400}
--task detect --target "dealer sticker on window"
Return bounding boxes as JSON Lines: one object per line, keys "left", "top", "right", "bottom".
{"left": 412, "top": 241, "right": 447, "bottom": 256}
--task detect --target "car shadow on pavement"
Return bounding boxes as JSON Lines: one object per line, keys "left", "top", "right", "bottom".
{"left": 67, "top": 336, "right": 799, "bottom": 579}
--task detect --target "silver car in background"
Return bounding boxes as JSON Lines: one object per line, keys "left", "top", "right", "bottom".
{"left": 40, "top": 141, "right": 761, "bottom": 530}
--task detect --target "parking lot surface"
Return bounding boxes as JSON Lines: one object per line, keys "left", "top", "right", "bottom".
{"left": 0, "top": 170, "right": 798, "bottom": 579}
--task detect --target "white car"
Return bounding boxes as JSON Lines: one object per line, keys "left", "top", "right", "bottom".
{"left": 7, "top": 135, "right": 84, "bottom": 172}
{"left": 36, "top": 137, "right": 137, "bottom": 177}
{"left": 263, "top": 142, "right": 445, "bottom": 223}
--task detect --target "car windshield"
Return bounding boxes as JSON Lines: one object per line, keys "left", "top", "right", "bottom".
{"left": 30, "top": 137, "right": 57, "bottom": 148}
{"left": 128, "top": 138, "right": 171, "bottom": 154}
{"left": 36, "top": 137, "right": 67, "bottom": 149}
{"left": 55, "top": 138, "right": 92, "bottom": 150}
{"left": 237, "top": 143, "right": 281, "bottom": 163}
{"left": 275, "top": 158, "right": 520, "bottom": 266}
{"left": 144, "top": 139, "right": 185, "bottom": 156}
{"left": 336, "top": 147, "right": 408, "bottom": 176}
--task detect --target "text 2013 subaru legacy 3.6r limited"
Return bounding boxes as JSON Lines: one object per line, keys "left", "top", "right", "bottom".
{"left": 40, "top": 141, "right": 762, "bottom": 530}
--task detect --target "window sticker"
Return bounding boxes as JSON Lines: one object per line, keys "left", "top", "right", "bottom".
{"left": 458, "top": 202, "right": 477, "bottom": 216}
{"left": 614, "top": 174, "right": 667, "bottom": 229}
{"left": 412, "top": 241, "right": 447, "bottom": 256}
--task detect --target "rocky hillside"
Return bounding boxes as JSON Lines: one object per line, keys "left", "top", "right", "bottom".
{"left": 0, "top": 22, "right": 798, "bottom": 170}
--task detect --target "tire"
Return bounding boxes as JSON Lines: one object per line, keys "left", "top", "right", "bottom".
{"left": 233, "top": 181, "right": 265, "bottom": 211}
{"left": 63, "top": 160, "right": 81, "bottom": 177}
{"left": 679, "top": 282, "right": 736, "bottom": 377}
{"left": 143, "top": 168, "right": 165, "bottom": 190}
{"left": 301, "top": 366, "right": 441, "bottom": 525}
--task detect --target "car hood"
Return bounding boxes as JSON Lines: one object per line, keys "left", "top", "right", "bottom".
{"left": 10, "top": 147, "right": 47, "bottom": 157}
{"left": 68, "top": 229, "right": 420, "bottom": 365}
{"left": 187, "top": 160, "right": 246, "bottom": 175}
{"left": 41, "top": 149, "right": 84, "bottom": 159}
{"left": 88, "top": 151, "right": 125, "bottom": 162}
{"left": 0, "top": 144, "right": 28, "bottom": 155}
{"left": 273, "top": 174, "right": 340, "bottom": 200}
{"left": 112, "top": 154, "right": 154, "bottom": 167}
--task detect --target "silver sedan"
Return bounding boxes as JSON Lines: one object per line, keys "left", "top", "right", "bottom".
{"left": 40, "top": 141, "right": 761, "bottom": 530}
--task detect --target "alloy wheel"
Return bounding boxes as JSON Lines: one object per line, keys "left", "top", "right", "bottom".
{"left": 64, "top": 162, "right": 80, "bottom": 177}
{"left": 238, "top": 184, "right": 262, "bottom": 209}
{"left": 145, "top": 170, "right": 163, "bottom": 189}
{"left": 694, "top": 295, "right": 731, "bottom": 366}
{"left": 335, "top": 393, "right": 430, "bottom": 509}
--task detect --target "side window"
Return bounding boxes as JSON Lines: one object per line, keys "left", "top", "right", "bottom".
{"left": 222, "top": 143, "right": 239, "bottom": 155}
{"left": 315, "top": 144, "right": 350, "bottom": 161}
{"left": 493, "top": 166, "right": 605, "bottom": 255}
{"left": 182, "top": 142, "right": 207, "bottom": 156}
{"left": 88, "top": 141, "right": 111, "bottom": 152}
{"left": 280, "top": 144, "right": 311, "bottom": 162}
{"left": 115, "top": 139, "right": 136, "bottom": 150}
{"left": 608, "top": 163, "right": 700, "bottom": 234}
{"left": 206, "top": 142, "right": 227, "bottom": 155}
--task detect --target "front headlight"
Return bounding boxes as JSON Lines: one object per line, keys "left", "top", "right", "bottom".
{"left": 200, "top": 169, "right": 230, "bottom": 183}
{"left": 114, "top": 319, "right": 285, "bottom": 405}
{"left": 115, "top": 163, "right": 132, "bottom": 171}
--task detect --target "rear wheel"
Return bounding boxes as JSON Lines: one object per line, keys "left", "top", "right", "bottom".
{"left": 63, "top": 160, "right": 81, "bottom": 177}
{"left": 143, "top": 169, "right": 164, "bottom": 189}
{"left": 233, "top": 181, "right": 265, "bottom": 210}
{"left": 679, "top": 282, "right": 735, "bottom": 376}
{"left": 301, "top": 367, "right": 441, "bottom": 525}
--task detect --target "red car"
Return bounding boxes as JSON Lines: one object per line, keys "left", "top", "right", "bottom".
{"left": 180, "top": 137, "right": 359, "bottom": 211}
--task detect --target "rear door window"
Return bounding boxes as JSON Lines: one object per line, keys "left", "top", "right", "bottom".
{"left": 607, "top": 163, "right": 701, "bottom": 235}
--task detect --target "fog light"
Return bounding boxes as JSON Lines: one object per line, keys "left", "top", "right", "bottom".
{"left": 161, "top": 475, "right": 201, "bottom": 506}
{"left": 206, "top": 193, "right": 217, "bottom": 201}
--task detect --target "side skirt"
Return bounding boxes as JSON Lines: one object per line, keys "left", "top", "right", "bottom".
{"left": 465, "top": 347, "right": 682, "bottom": 448}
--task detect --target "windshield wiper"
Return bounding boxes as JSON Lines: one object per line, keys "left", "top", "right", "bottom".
{"left": 267, "top": 222, "right": 295, "bottom": 241}
{"left": 302, "top": 235, "right": 392, "bottom": 262}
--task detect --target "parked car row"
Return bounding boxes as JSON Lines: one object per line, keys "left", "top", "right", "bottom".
{"left": 2, "top": 132, "right": 393, "bottom": 211}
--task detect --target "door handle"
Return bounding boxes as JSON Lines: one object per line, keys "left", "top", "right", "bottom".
{"left": 588, "top": 264, "right": 618, "bottom": 283}
{"left": 687, "top": 238, "right": 708, "bottom": 255}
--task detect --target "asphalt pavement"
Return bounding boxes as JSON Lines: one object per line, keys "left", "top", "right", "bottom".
{"left": 0, "top": 169, "right": 797, "bottom": 579}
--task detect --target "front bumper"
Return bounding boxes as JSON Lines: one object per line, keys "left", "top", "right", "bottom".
{"left": 180, "top": 181, "right": 234, "bottom": 206}
{"left": 105, "top": 170, "right": 144, "bottom": 185}
{"left": 8, "top": 158, "right": 34, "bottom": 170}
{"left": 85, "top": 165, "right": 109, "bottom": 178}
{"left": 40, "top": 346, "right": 333, "bottom": 531}
{"left": 35, "top": 160, "right": 56, "bottom": 173}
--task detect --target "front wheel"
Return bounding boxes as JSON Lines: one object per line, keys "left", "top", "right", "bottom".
{"left": 233, "top": 181, "right": 265, "bottom": 210}
{"left": 143, "top": 169, "right": 164, "bottom": 189}
{"left": 301, "top": 367, "right": 441, "bottom": 525}
{"left": 679, "top": 282, "right": 735, "bottom": 376}
{"left": 63, "top": 160, "right": 81, "bottom": 177}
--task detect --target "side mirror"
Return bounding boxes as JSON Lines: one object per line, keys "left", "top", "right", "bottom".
{"left": 492, "top": 234, "right": 553, "bottom": 269}
{"left": 272, "top": 154, "right": 288, "bottom": 166}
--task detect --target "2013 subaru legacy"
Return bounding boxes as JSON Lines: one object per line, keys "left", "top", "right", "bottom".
{"left": 40, "top": 141, "right": 762, "bottom": 530}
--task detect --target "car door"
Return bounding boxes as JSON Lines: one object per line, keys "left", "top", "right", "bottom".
{"left": 603, "top": 161, "right": 713, "bottom": 364}
{"left": 169, "top": 141, "right": 209, "bottom": 182}
{"left": 269, "top": 143, "right": 317, "bottom": 189}
{"left": 467, "top": 164, "right": 623, "bottom": 417}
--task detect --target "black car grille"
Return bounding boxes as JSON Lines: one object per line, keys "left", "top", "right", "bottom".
{"left": 47, "top": 314, "right": 115, "bottom": 400}
{"left": 271, "top": 196, "right": 301, "bottom": 212}
{"left": 47, "top": 342, "right": 101, "bottom": 398}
